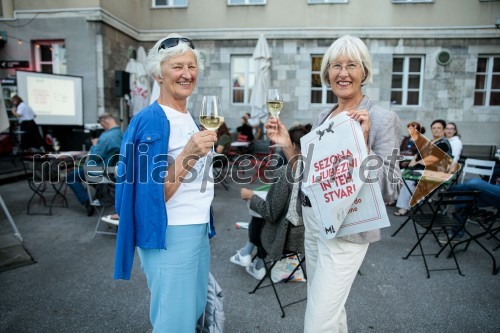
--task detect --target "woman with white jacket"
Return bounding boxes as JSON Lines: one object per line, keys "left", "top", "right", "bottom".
{"left": 445, "top": 122, "right": 463, "bottom": 162}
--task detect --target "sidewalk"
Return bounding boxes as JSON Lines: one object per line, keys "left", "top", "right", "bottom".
{"left": 0, "top": 177, "right": 499, "bottom": 333}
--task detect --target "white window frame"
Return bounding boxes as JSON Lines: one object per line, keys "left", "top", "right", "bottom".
{"left": 391, "top": 0, "right": 434, "bottom": 3}
{"left": 227, "top": 0, "right": 266, "bottom": 6}
{"left": 34, "top": 40, "right": 66, "bottom": 74}
{"left": 310, "top": 55, "right": 336, "bottom": 105}
{"left": 231, "top": 55, "right": 255, "bottom": 105}
{"left": 152, "top": 0, "right": 188, "bottom": 8}
{"left": 308, "top": 0, "right": 348, "bottom": 4}
{"left": 391, "top": 55, "right": 424, "bottom": 106}
{"left": 474, "top": 55, "right": 500, "bottom": 106}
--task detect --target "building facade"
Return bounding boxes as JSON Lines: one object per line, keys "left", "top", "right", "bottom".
{"left": 0, "top": 0, "right": 499, "bottom": 145}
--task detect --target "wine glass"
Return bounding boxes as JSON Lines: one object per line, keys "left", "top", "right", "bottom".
{"left": 199, "top": 95, "right": 224, "bottom": 156}
{"left": 267, "top": 88, "right": 283, "bottom": 148}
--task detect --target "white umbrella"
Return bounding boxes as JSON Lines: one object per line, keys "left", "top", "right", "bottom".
{"left": 125, "top": 46, "right": 151, "bottom": 115}
{"left": 150, "top": 81, "right": 160, "bottom": 105}
{"left": 0, "top": 83, "right": 9, "bottom": 133}
{"left": 249, "top": 34, "right": 272, "bottom": 124}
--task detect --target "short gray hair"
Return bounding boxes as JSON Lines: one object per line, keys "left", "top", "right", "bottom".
{"left": 320, "top": 35, "right": 373, "bottom": 87}
{"left": 145, "top": 33, "right": 204, "bottom": 79}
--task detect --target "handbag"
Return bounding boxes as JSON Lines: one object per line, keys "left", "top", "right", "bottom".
{"left": 271, "top": 254, "right": 306, "bottom": 283}
{"left": 285, "top": 163, "right": 303, "bottom": 226}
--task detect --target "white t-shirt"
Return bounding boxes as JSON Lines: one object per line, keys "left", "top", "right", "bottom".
{"left": 161, "top": 105, "right": 214, "bottom": 226}
{"left": 448, "top": 136, "right": 463, "bottom": 162}
{"left": 16, "top": 102, "right": 36, "bottom": 122}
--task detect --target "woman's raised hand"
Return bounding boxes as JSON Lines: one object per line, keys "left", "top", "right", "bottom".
{"left": 240, "top": 188, "right": 254, "bottom": 201}
{"left": 265, "top": 117, "right": 291, "bottom": 148}
{"left": 184, "top": 130, "right": 217, "bottom": 157}
{"left": 346, "top": 109, "right": 370, "bottom": 145}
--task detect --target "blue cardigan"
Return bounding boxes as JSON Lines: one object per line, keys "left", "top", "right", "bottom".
{"left": 113, "top": 102, "right": 215, "bottom": 280}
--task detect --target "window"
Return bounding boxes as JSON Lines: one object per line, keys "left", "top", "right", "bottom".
{"left": 227, "top": 0, "right": 266, "bottom": 5}
{"left": 474, "top": 56, "right": 500, "bottom": 106}
{"left": 153, "top": 0, "right": 187, "bottom": 8}
{"left": 308, "top": 0, "right": 348, "bottom": 4}
{"left": 34, "top": 40, "right": 66, "bottom": 74}
{"left": 391, "top": 56, "right": 424, "bottom": 106}
{"left": 391, "top": 0, "right": 434, "bottom": 3}
{"left": 311, "top": 55, "right": 337, "bottom": 104}
{"left": 231, "top": 55, "right": 255, "bottom": 104}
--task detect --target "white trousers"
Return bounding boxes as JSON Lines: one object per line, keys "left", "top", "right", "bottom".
{"left": 395, "top": 180, "right": 416, "bottom": 210}
{"left": 303, "top": 206, "right": 369, "bottom": 333}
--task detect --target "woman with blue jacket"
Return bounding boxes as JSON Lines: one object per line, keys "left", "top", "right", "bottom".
{"left": 114, "top": 34, "right": 217, "bottom": 332}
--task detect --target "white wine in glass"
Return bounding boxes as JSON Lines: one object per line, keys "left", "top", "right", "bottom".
{"left": 199, "top": 95, "right": 224, "bottom": 154}
{"left": 199, "top": 114, "right": 225, "bottom": 131}
{"left": 267, "top": 88, "right": 283, "bottom": 147}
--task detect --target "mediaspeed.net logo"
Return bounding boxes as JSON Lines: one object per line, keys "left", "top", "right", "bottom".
{"left": 29, "top": 133, "right": 459, "bottom": 204}
{"left": 407, "top": 127, "right": 461, "bottom": 207}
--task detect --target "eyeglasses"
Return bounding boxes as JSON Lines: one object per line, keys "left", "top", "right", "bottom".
{"left": 329, "top": 62, "right": 360, "bottom": 73}
{"left": 158, "top": 37, "right": 195, "bottom": 51}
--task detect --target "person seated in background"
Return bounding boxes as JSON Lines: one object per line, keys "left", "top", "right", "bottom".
{"left": 445, "top": 122, "right": 463, "bottom": 163}
{"left": 229, "top": 124, "right": 310, "bottom": 280}
{"left": 236, "top": 116, "right": 254, "bottom": 142}
{"left": 10, "top": 95, "right": 44, "bottom": 152}
{"left": 450, "top": 178, "right": 500, "bottom": 209}
{"left": 394, "top": 119, "right": 452, "bottom": 216}
{"left": 443, "top": 177, "right": 500, "bottom": 242}
{"left": 247, "top": 117, "right": 264, "bottom": 141}
{"left": 66, "top": 112, "right": 123, "bottom": 216}
{"left": 212, "top": 122, "right": 233, "bottom": 181}
{"left": 215, "top": 122, "right": 232, "bottom": 155}
{"left": 399, "top": 121, "right": 425, "bottom": 169}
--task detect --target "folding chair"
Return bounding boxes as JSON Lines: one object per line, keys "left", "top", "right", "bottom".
{"left": 249, "top": 224, "right": 307, "bottom": 318}
{"left": 451, "top": 208, "right": 500, "bottom": 275}
{"left": 82, "top": 157, "right": 117, "bottom": 237}
{"left": 403, "top": 190, "right": 481, "bottom": 278}
{"left": 459, "top": 158, "right": 495, "bottom": 184}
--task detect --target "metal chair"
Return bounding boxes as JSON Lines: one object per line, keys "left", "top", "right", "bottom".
{"left": 459, "top": 158, "right": 496, "bottom": 184}
{"left": 403, "top": 190, "right": 481, "bottom": 278}
{"left": 82, "top": 156, "right": 117, "bottom": 237}
{"left": 249, "top": 223, "right": 307, "bottom": 318}
{"left": 451, "top": 208, "right": 500, "bottom": 275}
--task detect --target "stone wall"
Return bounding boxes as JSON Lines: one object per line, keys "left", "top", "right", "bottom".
{"left": 192, "top": 37, "right": 500, "bottom": 145}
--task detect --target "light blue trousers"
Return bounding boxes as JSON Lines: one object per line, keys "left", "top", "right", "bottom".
{"left": 138, "top": 223, "right": 210, "bottom": 333}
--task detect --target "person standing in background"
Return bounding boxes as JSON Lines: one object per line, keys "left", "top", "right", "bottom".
{"left": 236, "top": 115, "right": 254, "bottom": 141}
{"left": 10, "top": 95, "right": 43, "bottom": 151}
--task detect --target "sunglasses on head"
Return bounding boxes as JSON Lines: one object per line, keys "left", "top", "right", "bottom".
{"left": 158, "top": 37, "right": 195, "bottom": 51}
